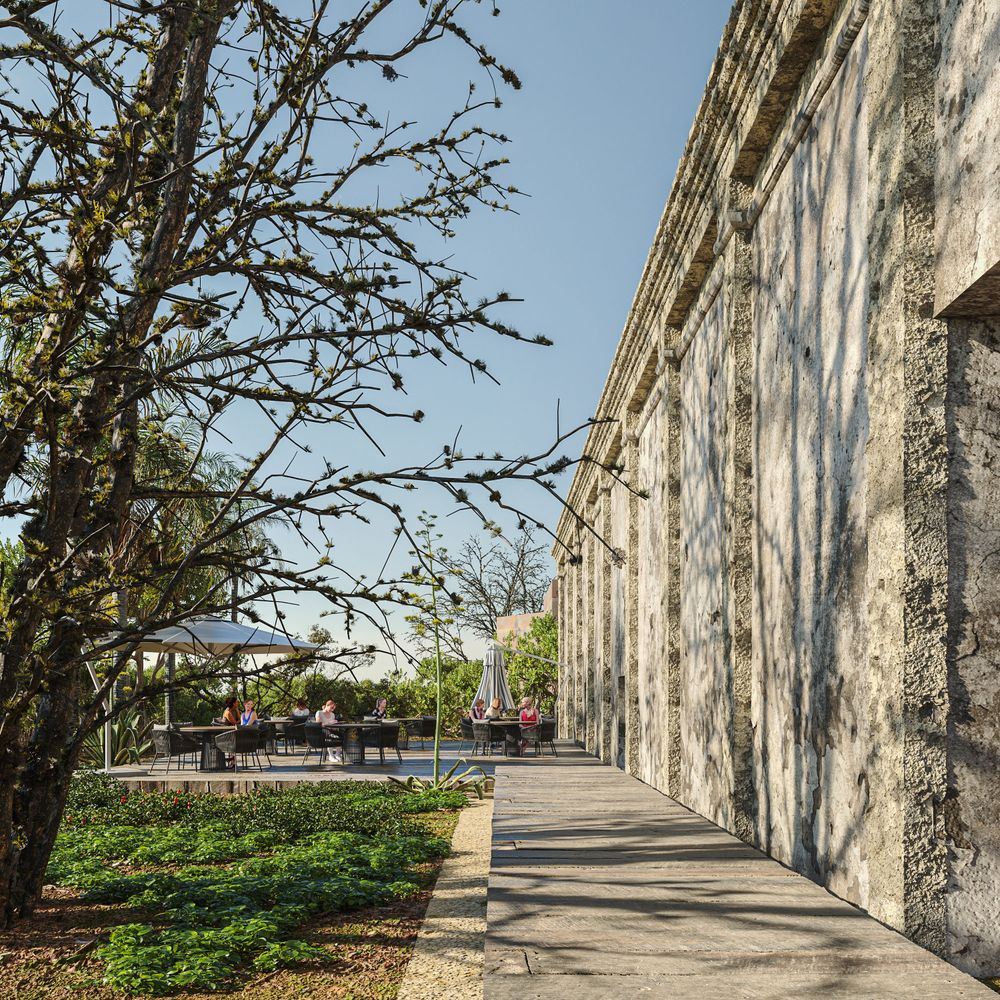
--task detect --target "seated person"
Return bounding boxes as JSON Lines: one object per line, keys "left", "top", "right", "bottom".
{"left": 290, "top": 699, "right": 312, "bottom": 720}
{"left": 470, "top": 698, "right": 487, "bottom": 720}
{"left": 484, "top": 697, "right": 502, "bottom": 719}
{"left": 519, "top": 696, "right": 540, "bottom": 751}
{"left": 370, "top": 697, "right": 388, "bottom": 720}
{"left": 220, "top": 696, "right": 240, "bottom": 768}
{"left": 240, "top": 699, "right": 259, "bottom": 727}
{"left": 315, "top": 699, "right": 339, "bottom": 726}
{"left": 221, "top": 696, "right": 240, "bottom": 726}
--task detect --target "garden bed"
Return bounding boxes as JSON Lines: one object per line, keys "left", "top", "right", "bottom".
{"left": 0, "top": 774, "right": 463, "bottom": 999}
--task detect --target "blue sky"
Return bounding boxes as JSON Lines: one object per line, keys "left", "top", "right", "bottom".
{"left": 4, "top": 1, "right": 733, "bottom": 670}
{"left": 295, "top": 0, "right": 735, "bottom": 668}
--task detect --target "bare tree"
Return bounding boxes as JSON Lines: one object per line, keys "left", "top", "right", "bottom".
{"left": 451, "top": 526, "right": 552, "bottom": 639}
{"left": 0, "top": 0, "right": 593, "bottom": 925}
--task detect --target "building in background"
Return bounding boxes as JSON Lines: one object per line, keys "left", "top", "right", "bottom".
{"left": 554, "top": 0, "right": 1000, "bottom": 978}
{"left": 495, "top": 580, "right": 557, "bottom": 644}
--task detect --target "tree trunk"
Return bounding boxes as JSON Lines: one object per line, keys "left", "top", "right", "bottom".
{"left": 0, "top": 752, "right": 77, "bottom": 926}
{"left": 0, "top": 647, "right": 82, "bottom": 926}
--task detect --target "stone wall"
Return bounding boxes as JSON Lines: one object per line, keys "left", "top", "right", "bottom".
{"left": 945, "top": 316, "right": 1000, "bottom": 974}
{"left": 554, "top": 0, "right": 1000, "bottom": 977}
{"left": 751, "top": 24, "right": 871, "bottom": 903}
{"left": 679, "top": 289, "right": 735, "bottom": 829}
{"left": 936, "top": 0, "right": 1000, "bottom": 315}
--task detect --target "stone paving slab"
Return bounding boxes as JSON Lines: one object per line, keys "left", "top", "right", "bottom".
{"left": 483, "top": 755, "right": 996, "bottom": 999}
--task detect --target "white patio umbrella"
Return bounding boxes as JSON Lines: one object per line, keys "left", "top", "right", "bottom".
{"left": 130, "top": 616, "right": 320, "bottom": 656}
{"left": 92, "top": 616, "right": 319, "bottom": 771}
{"left": 473, "top": 643, "right": 515, "bottom": 713}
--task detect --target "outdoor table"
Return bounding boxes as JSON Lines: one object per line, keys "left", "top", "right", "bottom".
{"left": 177, "top": 725, "right": 235, "bottom": 772}
{"left": 321, "top": 721, "right": 384, "bottom": 764}
{"left": 487, "top": 719, "right": 528, "bottom": 757}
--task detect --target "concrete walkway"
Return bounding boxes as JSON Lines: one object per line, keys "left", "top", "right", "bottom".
{"left": 484, "top": 754, "right": 994, "bottom": 999}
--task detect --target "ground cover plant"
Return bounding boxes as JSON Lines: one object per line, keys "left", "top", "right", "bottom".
{"left": 31, "top": 774, "right": 464, "bottom": 996}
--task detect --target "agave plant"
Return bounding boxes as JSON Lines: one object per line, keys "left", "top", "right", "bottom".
{"left": 80, "top": 707, "right": 154, "bottom": 769}
{"left": 389, "top": 758, "right": 494, "bottom": 800}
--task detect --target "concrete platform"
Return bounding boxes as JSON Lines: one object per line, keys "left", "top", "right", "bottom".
{"left": 108, "top": 739, "right": 579, "bottom": 792}
{"left": 484, "top": 756, "right": 995, "bottom": 999}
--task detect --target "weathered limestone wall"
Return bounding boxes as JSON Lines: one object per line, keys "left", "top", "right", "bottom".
{"left": 679, "top": 290, "right": 735, "bottom": 829}
{"left": 751, "top": 26, "right": 871, "bottom": 904}
{"left": 945, "top": 317, "right": 1000, "bottom": 976}
{"left": 554, "top": 0, "right": 1000, "bottom": 978}
{"left": 935, "top": 0, "right": 1000, "bottom": 316}
{"left": 636, "top": 389, "right": 668, "bottom": 789}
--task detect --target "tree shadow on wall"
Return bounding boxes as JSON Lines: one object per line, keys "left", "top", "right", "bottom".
{"left": 751, "top": 34, "right": 871, "bottom": 899}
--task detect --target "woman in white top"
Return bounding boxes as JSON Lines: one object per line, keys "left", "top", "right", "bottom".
{"left": 315, "top": 699, "right": 339, "bottom": 726}
{"left": 484, "top": 697, "right": 502, "bottom": 719}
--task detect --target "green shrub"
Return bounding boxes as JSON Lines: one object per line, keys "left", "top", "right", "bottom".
{"left": 62, "top": 776, "right": 464, "bottom": 836}
{"left": 86, "top": 832, "right": 447, "bottom": 994}
{"left": 50, "top": 775, "right": 462, "bottom": 994}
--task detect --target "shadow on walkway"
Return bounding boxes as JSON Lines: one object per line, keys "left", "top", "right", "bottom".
{"left": 483, "top": 756, "right": 994, "bottom": 999}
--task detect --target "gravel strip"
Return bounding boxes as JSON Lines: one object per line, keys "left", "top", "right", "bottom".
{"left": 396, "top": 797, "right": 494, "bottom": 1000}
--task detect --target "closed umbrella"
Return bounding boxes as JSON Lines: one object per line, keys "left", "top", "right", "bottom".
{"left": 473, "top": 643, "right": 515, "bottom": 713}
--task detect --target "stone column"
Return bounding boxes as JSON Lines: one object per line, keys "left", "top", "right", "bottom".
{"left": 567, "top": 548, "right": 579, "bottom": 744}
{"left": 556, "top": 560, "right": 569, "bottom": 741}
{"left": 624, "top": 410, "right": 642, "bottom": 777}
{"left": 945, "top": 315, "right": 1000, "bottom": 975}
{"left": 573, "top": 536, "right": 586, "bottom": 745}
{"left": 726, "top": 187, "right": 756, "bottom": 844}
{"left": 664, "top": 350, "right": 683, "bottom": 797}
{"left": 599, "top": 484, "right": 614, "bottom": 764}
{"left": 864, "top": 0, "right": 949, "bottom": 952}
{"left": 584, "top": 516, "right": 598, "bottom": 755}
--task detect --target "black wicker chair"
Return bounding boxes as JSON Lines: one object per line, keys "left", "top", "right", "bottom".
{"left": 214, "top": 726, "right": 270, "bottom": 771}
{"left": 371, "top": 722, "right": 402, "bottom": 764}
{"left": 256, "top": 721, "right": 278, "bottom": 755}
{"left": 404, "top": 716, "right": 437, "bottom": 748}
{"left": 472, "top": 719, "right": 493, "bottom": 756}
{"left": 524, "top": 718, "right": 557, "bottom": 756}
{"left": 279, "top": 721, "right": 306, "bottom": 754}
{"left": 301, "top": 722, "right": 340, "bottom": 766}
{"left": 458, "top": 717, "right": 474, "bottom": 753}
{"left": 150, "top": 726, "right": 200, "bottom": 772}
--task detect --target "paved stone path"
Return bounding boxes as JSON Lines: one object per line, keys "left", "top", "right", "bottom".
{"left": 397, "top": 797, "right": 493, "bottom": 1000}
{"left": 484, "top": 755, "right": 994, "bottom": 999}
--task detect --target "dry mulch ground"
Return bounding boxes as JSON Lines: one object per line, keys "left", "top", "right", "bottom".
{"left": 0, "top": 812, "right": 458, "bottom": 1000}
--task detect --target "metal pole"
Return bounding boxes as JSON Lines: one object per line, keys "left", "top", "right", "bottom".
{"left": 86, "top": 663, "right": 113, "bottom": 774}
{"left": 164, "top": 652, "right": 176, "bottom": 725}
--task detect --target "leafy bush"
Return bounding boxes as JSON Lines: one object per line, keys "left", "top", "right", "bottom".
{"left": 63, "top": 774, "right": 465, "bottom": 837}
{"left": 63, "top": 832, "right": 447, "bottom": 994}
{"left": 50, "top": 774, "right": 463, "bottom": 994}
